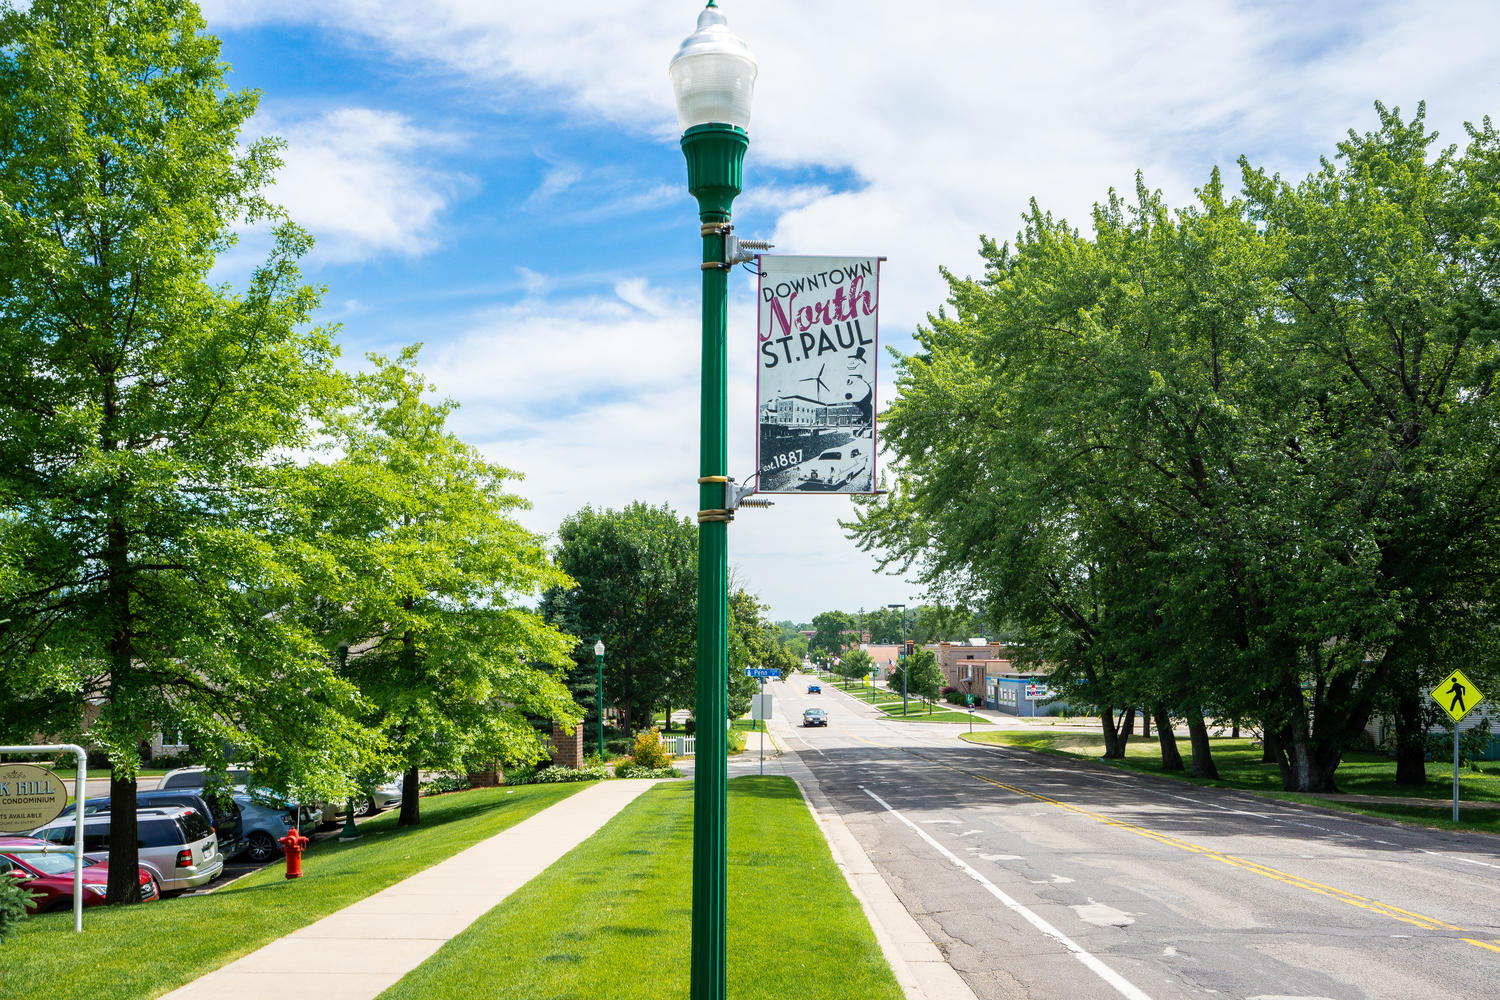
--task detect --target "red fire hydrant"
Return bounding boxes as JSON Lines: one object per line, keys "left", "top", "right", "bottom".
{"left": 279, "top": 826, "right": 309, "bottom": 880}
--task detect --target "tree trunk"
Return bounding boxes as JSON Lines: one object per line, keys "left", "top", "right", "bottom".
{"left": 1283, "top": 709, "right": 1340, "bottom": 792}
{"left": 1393, "top": 686, "right": 1428, "bottom": 786}
{"left": 1141, "top": 712, "right": 1151, "bottom": 738}
{"left": 105, "top": 770, "right": 141, "bottom": 904}
{"left": 398, "top": 765, "right": 421, "bottom": 826}
{"left": 1153, "top": 707, "right": 1183, "bottom": 771}
{"left": 1262, "top": 727, "right": 1281, "bottom": 763}
{"left": 1230, "top": 719, "right": 1240, "bottom": 739}
{"left": 1100, "top": 706, "right": 1125, "bottom": 758}
{"left": 103, "top": 505, "right": 142, "bottom": 905}
{"left": 1185, "top": 713, "right": 1219, "bottom": 779}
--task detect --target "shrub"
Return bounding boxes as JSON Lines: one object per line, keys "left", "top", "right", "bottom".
{"left": 727, "top": 730, "right": 747, "bottom": 754}
{"left": 0, "top": 878, "right": 31, "bottom": 940}
{"left": 613, "top": 762, "right": 683, "bottom": 779}
{"left": 420, "top": 773, "right": 471, "bottom": 796}
{"left": 630, "top": 729, "right": 674, "bottom": 770}
{"left": 1426, "top": 726, "right": 1494, "bottom": 771}
{"left": 512, "top": 764, "right": 611, "bottom": 785}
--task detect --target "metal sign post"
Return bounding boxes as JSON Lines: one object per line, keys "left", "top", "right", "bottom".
{"left": 750, "top": 685, "right": 774, "bottom": 777}
{"left": 1428, "top": 669, "right": 1486, "bottom": 823}
{"left": 1, "top": 744, "right": 87, "bottom": 931}
{"left": 1453, "top": 721, "right": 1461, "bottom": 823}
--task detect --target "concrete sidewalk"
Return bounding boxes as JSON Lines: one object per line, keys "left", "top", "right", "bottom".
{"left": 160, "top": 779, "right": 660, "bottom": 1000}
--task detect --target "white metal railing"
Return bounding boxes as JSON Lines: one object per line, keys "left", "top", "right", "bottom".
{"left": 1, "top": 743, "right": 87, "bottom": 932}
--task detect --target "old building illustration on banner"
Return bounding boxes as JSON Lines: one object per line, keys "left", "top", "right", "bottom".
{"left": 756, "top": 255, "right": 881, "bottom": 493}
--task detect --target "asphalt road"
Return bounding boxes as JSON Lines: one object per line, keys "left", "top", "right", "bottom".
{"left": 771, "top": 673, "right": 1500, "bottom": 1000}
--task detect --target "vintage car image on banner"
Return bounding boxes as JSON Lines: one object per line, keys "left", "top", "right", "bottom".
{"left": 756, "top": 255, "right": 880, "bottom": 494}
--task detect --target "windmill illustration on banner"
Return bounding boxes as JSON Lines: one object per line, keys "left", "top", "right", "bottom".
{"left": 798, "top": 363, "right": 830, "bottom": 401}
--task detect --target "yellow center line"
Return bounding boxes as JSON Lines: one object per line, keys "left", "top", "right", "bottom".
{"left": 840, "top": 730, "right": 1495, "bottom": 948}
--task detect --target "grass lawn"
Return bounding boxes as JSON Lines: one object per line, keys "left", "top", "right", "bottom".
{"left": 1, "top": 782, "right": 589, "bottom": 1000}
{"left": 377, "top": 777, "right": 903, "bottom": 1000}
{"left": 962, "top": 731, "right": 1500, "bottom": 835}
{"left": 883, "top": 709, "right": 982, "bottom": 724}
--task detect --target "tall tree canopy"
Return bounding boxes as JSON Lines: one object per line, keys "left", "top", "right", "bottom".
{"left": 542, "top": 502, "right": 697, "bottom": 732}
{"left": 306, "top": 350, "right": 580, "bottom": 825}
{"left": 852, "top": 105, "right": 1500, "bottom": 791}
{"left": 0, "top": 0, "right": 380, "bottom": 900}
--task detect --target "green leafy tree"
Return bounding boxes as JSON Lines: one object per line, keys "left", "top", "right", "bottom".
{"left": 903, "top": 650, "right": 945, "bottom": 712}
{"left": 852, "top": 105, "right": 1500, "bottom": 791}
{"left": 308, "top": 352, "right": 580, "bottom": 825}
{"left": 808, "top": 610, "right": 857, "bottom": 656}
{"left": 0, "top": 0, "right": 381, "bottom": 901}
{"left": 837, "top": 648, "right": 874, "bottom": 689}
{"left": 728, "top": 588, "right": 801, "bottom": 718}
{"left": 542, "top": 503, "right": 697, "bottom": 733}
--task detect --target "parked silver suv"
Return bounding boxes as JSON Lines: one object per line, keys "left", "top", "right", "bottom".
{"left": 33, "top": 805, "right": 222, "bottom": 894}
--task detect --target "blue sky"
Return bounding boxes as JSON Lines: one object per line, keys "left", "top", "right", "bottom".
{"left": 195, "top": 0, "right": 1500, "bottom": 622}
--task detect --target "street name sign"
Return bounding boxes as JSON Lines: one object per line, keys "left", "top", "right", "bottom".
{"left": 1430, "top": 668, "right": 1485, "bottom": 723}
{"left": 745, "top": 667, "right": 781, "bottom": 678}
{"left": 0, "top": 763, "right": 68, "bottom": 833}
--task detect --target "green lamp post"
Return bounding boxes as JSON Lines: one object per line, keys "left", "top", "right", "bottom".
{"left": 670, "top": 5, "right": 757, "bottom": 998}
{"left": 593, "top": 639, "right": 606, "bottom": 758}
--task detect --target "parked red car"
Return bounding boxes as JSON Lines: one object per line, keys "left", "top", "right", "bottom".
{"left": 0, "top": 836, "right": 158, "bottom": 913}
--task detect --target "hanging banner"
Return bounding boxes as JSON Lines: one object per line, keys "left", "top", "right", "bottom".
{"left": 756, "top": 255, "right": 880, "bottom": 494}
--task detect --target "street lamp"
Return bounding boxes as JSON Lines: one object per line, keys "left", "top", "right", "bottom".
{"left": 671, "top": 5, "right": 757, "bottom": 999}
{"left": 888, "top": 603, "right": 908, "bottom": 716}
{"left": 593, "top": 640, "right": 606, "bottom": 758}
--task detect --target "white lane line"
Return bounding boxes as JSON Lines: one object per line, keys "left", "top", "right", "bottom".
{"left": 861, "top": 786, "right": 1154, "bottom": 1000}
{"left": 1420, "top": 850, "right": 1500, "bottom": 871}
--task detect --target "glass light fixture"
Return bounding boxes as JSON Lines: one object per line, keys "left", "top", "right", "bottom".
{"left": 669, "top": 2, "right": 758, "bottom": 130}
{"left": 594, "top": 640, "right": 605, "bottom": 656}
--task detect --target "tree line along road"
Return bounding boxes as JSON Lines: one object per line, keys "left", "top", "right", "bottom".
{"left": 773, "top": 675, "right": 1500, "bottom": 1000}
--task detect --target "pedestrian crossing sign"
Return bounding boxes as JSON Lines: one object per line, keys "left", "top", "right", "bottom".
{"left": 1430, "top": 669, "right": 1485, "bottom": 723}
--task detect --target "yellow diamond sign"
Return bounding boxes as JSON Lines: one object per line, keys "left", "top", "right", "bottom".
{"left": 1430, "top": 669, "right": 1485, "bottom": 724}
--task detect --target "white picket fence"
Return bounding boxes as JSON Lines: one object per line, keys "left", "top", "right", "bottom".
{"left": 660, "top": 734, "right": 696, "bottom": 757}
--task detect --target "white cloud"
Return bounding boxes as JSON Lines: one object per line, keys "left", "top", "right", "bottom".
{"left": 407, "top": 279, "right": 918, "bottom": 618}
{"left": 200, "top": 0, "right": 1500, "bottom": 617}
{"left": 257, "top": 108, "right": 465, "bottom": 264}
{"left": 206, "top": 1, "right": 1500, "bottom": 324}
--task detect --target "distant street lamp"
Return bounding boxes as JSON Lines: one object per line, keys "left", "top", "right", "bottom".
{"left": 888, "top": 603, "right": 908, "bottom": 715}
{"left": 594, "top": 640, "right": 606, "bottom": 757}
{"left": 670, "top": 4, "right": 757, "bottom": 999}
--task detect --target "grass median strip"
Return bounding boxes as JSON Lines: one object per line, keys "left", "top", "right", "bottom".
{"left": 377, "top": 776, "right": 903, "bottom": 1000}
{"left": 0, "top": 781, "right": 588, "bottom": 1000}
{"left": 962, "top": 731, "right": 1500, "bottom": 834}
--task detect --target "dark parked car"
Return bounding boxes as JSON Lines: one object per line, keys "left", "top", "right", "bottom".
{"left": 807, "top": 684, "right": 821, "bottom": 694}
{"left": 0, "top": 837, "right": 157, "bottom": 912}
{"left": 802, "top": 708, "right": 828, "bottom": 727}
{"left": 60, "top": 789, "right": 244, "bottom": 860}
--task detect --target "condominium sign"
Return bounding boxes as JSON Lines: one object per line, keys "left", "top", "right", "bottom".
{"left": 757, "top": 255, "right": 881, "bottom": 494}
{"left": 0, "top": 763, "right": 67, "bottom": 832}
